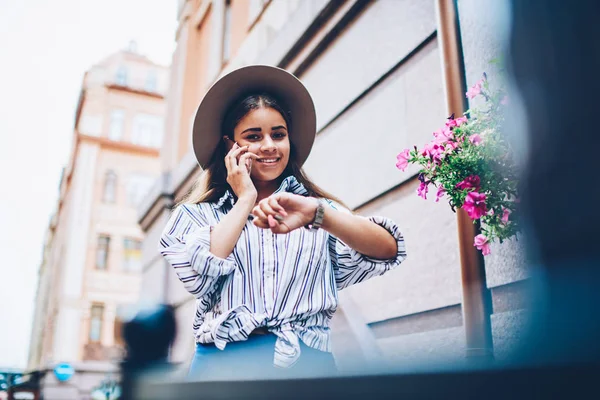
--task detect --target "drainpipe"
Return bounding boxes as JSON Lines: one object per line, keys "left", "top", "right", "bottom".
{"left": 435, "top": 0, "right": 494, "bottom": 361}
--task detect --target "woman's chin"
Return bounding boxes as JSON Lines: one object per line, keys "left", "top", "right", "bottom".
{"left": 251, "top": 169, "right": 285, "bottom": 183}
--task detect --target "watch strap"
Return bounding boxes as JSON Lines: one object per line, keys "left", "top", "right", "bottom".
{"left": 307, "top": 198, "right": 325, "bottom": 230}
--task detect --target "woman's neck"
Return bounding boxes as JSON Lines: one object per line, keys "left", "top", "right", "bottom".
{"left": 253, "top": 178, "right": 281, "bottom": 203}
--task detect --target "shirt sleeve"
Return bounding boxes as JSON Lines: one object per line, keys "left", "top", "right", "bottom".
{"left": 159, "top": 204, "right": 237, "bottom": 299}
{"left": 325, "top": 201, "right": 407, "bottom": 290}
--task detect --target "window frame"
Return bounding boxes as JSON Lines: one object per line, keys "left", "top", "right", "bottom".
{"left": 115, "top": 66, "right": 128, "bottom": 86}
{"left": 222, "top": 0, "right": 233, "bottom": 64}
{"left": 122, "top": 237, "right": 142, "bottom": 272}
{"left": 96, "top": 235, "right": 110, "bottom": 270}
{"left": 89, "top": 303, "right": 105, "bottom": 344}
{"left": 103, "top": 170, "right": 118, "bottom": 204}
{"left": 108, "top": 109, "right": 125, "bottom": 141}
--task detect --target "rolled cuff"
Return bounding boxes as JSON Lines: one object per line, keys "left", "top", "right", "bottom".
{"left": 346, "top": 216, "right": 407, "bottom": 270}
{"left": 184, "top": 225, "right": 237, "bottom": 277}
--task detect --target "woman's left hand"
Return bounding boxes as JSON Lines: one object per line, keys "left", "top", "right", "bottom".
{"left": 252, "top": 193, "right": 318, "bottom": 233}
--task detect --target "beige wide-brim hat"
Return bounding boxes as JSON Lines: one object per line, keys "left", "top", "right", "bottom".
{"left": 192, "top": 65, "right": 317, "bottom": 169}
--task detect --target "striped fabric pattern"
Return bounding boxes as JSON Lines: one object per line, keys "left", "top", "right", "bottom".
{"left": 159, "top": 176, "right": 407, "bottom": 368}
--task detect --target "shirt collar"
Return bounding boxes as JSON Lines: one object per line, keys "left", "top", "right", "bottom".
{"left": 212, "top": 175, "right": 308, "bottom": 211}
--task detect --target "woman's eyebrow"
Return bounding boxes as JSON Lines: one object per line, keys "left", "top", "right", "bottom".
{"left": 241, "top": 127, "right": 262, "bottom": 134}
{"left": 271, "top": 125, "right": 287, "bottom": 130}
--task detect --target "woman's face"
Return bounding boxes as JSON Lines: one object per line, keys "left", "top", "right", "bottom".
{"left": 232, "top": 106, "right": 291, "bottom": 183}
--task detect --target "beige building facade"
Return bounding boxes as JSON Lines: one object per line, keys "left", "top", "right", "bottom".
{"left": 139, "top": 0, "right": 527, "bottom": 371}
{"left": 27, "top": 45, "right": 169, "bottom": 399}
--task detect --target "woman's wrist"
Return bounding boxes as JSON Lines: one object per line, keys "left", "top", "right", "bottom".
{"left": 236, "top": 194, "right": 257, "bottom": 212}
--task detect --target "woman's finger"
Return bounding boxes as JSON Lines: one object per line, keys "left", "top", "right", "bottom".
{"left": 252, "top": 205, "right": 268, "bottom": 222}
{"left": 227, "top": 145, "right": 248, "bottom": 167}
{"left": 259, "top": 198, "right": 277, "bottom": 217}
{"left": 239, "top": 152, "right": 258, "bottom": 174}
{"left": 267, "top": 214, "right": 279, "bottom": 229}
{"left": 252, "top": 215, "right": 269, "bottom": 229}
{"left": 268, "top": 196, "right": 288, "bottom": 217}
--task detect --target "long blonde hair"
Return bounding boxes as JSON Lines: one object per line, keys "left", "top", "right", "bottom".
{"left": 178, "top": 93, "right": 346, "bottom": 207}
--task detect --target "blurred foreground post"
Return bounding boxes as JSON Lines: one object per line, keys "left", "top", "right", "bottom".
{"left": 507, "top": 0, "right": 600, "bottom": 364}
{"left": 120, "top": 304, "right": 176, "bottom": 400}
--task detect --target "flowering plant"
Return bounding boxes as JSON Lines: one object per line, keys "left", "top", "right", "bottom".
{"left": 396, "top": 72, "right": 520, "bottom": 256}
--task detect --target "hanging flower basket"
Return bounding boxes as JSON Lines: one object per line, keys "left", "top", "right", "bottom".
{"left": 396, "top": 72, "right": 520, "bottom": 255}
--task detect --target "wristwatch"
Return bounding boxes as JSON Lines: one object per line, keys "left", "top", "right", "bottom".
{"left": 306, "top": 198, "right": 326, "bottom": 230}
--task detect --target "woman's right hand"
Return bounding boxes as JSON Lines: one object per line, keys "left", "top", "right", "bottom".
{"left": 225, "top": 142, "right": 258, "bottom": 203}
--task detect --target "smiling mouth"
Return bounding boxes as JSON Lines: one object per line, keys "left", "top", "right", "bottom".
{"left": 256, "top": 157, "right": 281, "bottom": 164}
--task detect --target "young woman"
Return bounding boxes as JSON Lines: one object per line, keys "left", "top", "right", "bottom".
{"left": 159, "top": 65, "right": 407, "bottom": 381}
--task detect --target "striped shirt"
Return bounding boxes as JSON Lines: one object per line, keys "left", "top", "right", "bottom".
{"left": 159, "top": 176, "right": 407, "bottom": 368}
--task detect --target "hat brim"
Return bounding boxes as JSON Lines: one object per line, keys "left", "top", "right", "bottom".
{"left": 192, "top": 65, "right": 316, "bottom": 169}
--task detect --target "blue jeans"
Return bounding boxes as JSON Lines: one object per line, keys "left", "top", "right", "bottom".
{"left": 188, "top": 334, "right": 337, "bottom": 381}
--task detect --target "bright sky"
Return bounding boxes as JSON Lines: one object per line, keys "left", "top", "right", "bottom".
{"left": 0, "top": 0, "right": 176, "bottom": 369}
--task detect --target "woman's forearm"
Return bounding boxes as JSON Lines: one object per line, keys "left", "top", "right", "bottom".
{"left": 210, "top": 196, "right": 254, "bottom": 259}
{"left": 321, "top": 206, "right": 398, "bottom": 260}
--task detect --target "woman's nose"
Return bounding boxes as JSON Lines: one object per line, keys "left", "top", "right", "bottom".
{"left": 261, "top": 137, "right": 276, "bottom": 152}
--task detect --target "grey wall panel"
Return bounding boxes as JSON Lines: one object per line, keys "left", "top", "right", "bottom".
{"left": 301, "top": 0, "right": 437, "bottom": 132}
{"left": 458, "top": 0, "right": 529, "bottom": 287}
{"left": 457, "top": 0, "right": 510, "bottom": 92}
{"left": 341, "top": 178, "right": 462, "bottom": 324}
{"left": 140, "top": 259, "right": 167, "bottom": 304}
{"left": 304, "top": 39, "right": 446, "bottom": 209}
{"left": 491, "top": 309, "right": 531, "bottom": 361}
{"left": 485, "top": 238, "right": 528, "bottom": 287}
{"left": 376, "top": 326, "right": 466, "bottom": 368}
{"left": 141, "top": 211, "right": 170, "bottom": 267}
{"left": 140, "top": 212, "right": 170, "bottom": 303}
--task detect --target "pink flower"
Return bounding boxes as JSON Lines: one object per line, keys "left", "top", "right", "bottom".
{"left": 433, "top": 126, "right": 454, "bottom": 144}
{"left": 469, "top": 134, "right": 483, "bottom": 146}
{"left": 501, "top": 207, "right": 511, "bottom": 224}
{"left": 455, "top": 116, "right": 468, "bottom": 126}
{"left": 435, "top": 186, "right": 446, "bottom": 203}
{"left": 422, "top": 142, "right": 445, "bottom": 163}
{"left": 466, "top": 79, "right": 484, "bottom": 99}
{"left": 417, "top": 181, "right": 429, "bottom": 200}
{"left": 445, "top": 140, "right": 461, "bottom": 152}
{"left": 501, "top": 95, "right": 509, "bottom": 105}
{"left": 396, "top": 148, "right": 410, "bottom": 171}
{"left": 474, "top": 234, "right": 491, "bottom": 255}
{"left": 462, "top": 191, "right": 487, "bottom": 220}
{"left": 445, "top": 115, "right": 468, "bottom": 128}
{"left": 456, "top": 175, "right": 481, "bottom": 191}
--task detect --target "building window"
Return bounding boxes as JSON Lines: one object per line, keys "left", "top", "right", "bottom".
{"left": 96, "top": 236, "right": 110, "bottom": 270}
{"left": 115, "top": 66, "right": 128, "bottom": 86}
{"left": 222, "top": 0, "right": 232, "bottom": 63}
{"left": 89, "top": 304, "right": 104, "bottom": 343}
{"left": 108, "top": 110, "right": 125, "bottom": 141}
{"left": 132, "top": 114, "right": 163, "bottom": 148}
{"left": 126, "top": 173, "right": 156, "bottom": 207}
{"left": 145, "top": 70, "right": 157, "bottom": 92}
{"left": 123, "top": 239, "right": 142, "bottom": 272}
{"left": 103, "top": 170, "right": 117, "bottom": 203}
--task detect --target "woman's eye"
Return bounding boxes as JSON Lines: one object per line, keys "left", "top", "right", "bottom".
{"left": 246, "top": 134, "right": 260, "bottom": 140}
{"left": 272, "top": 132, "right": 287, "bottom": 139}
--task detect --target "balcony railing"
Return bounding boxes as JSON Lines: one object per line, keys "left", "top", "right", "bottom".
{"left": 83, "top": 343, "right": 125, "bottom": 362}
